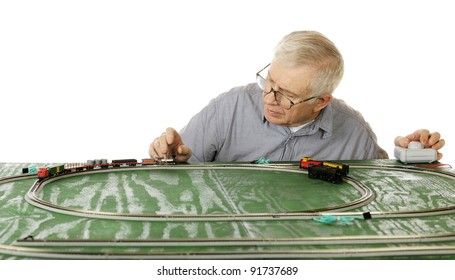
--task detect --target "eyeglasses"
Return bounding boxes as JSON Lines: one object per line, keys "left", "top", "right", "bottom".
{"left": 256, "top": 63, "right": 317, "bottom": 110}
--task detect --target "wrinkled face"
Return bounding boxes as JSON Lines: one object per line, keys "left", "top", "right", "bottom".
{"left": 262, "top": 60, "right": 323, "bottom": 127}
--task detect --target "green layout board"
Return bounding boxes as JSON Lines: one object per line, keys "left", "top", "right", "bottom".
{"left": 1, "top": 160, "right": 455, "bottom": 259}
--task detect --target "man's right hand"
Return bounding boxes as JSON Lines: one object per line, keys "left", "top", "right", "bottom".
{"left": 149, "top": 127, "right": 192, "bottom": 163}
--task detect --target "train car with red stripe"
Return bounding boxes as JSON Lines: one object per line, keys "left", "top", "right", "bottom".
{"left": 299, "top": 157, "right": 323, "bottom": 169}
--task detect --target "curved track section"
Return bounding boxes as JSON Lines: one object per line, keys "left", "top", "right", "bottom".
{"left": 24, "top": 164, "right": 375, "bottom": 221}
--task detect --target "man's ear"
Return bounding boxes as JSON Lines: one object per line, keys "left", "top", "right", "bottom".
{"left": 313, "top": 94, "right": 333, "bottom": 112}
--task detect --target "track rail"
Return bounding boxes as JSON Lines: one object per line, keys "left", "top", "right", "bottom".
{"left": 15, "top": 232, "right": 455, "bottom": 247}
{"left": 2, "top": 243, "right": 455, "bottom": 259}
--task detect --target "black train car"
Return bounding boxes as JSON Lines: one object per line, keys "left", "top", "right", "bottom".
{"left": 308, "top": 164, "right": 344, "bottom": 184}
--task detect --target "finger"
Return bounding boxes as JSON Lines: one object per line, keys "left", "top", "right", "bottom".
{"left": 404, "top": 129, "right": 423, "bottom": 142}
{"left": 148, "top": 142, "right": 156, "bottom": 158}
{"left": 155, "top": 138, "right": 166, "bottom": 157}
{"left": 149, "top": 138, "right": 161, "bottom": 159}
{"left": 394, "top": 136, "right": 410, "bottom": 148}
{"left": 431, "top": 138, "right": 445, "bottom": 151}
{"left": 427, "top": 132, "right": 441, "bottom": 147}
{"left": 158, "top": 133, "right": 170, "bottom": 156}
{"left": 165, "top": 127, "right": 181, "bottom": 146}
{"left": 395, "top": 129, "right": 424, "bottom": 147}
{"left": 437, "top": 152, "right": 443, "bottom": 161}
{"left": 418, "top": 129, "right": 431, "bottom": 146}
{"left": 174, "top": 145, "right": 192, "bottom": 162}
{"left": 177, "top": 145, "right": 191, "bottom": 156}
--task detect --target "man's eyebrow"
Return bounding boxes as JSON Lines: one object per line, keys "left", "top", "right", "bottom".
{"left": 267, "top": 74, "right": 298, "bottom": 97}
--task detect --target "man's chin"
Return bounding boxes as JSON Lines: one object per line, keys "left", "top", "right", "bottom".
{"left": 264, "top": 113, "right": 285, "bottom": 126}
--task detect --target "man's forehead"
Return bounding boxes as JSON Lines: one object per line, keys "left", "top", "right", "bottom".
{"left": 269, "top": 61, "right": 314, "bottom": 96}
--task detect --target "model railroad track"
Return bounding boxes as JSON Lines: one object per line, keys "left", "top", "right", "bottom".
{"left": 1, "top": 162, "right": 455, "bottom": 259}
{"left": 5, "top": 162, "right": 455, "bottom": 221}
{"left": 24, "top": 164, "right": 375, "bottom": 221}
{"left": 22, "top": 162, "right": 455, "bottom": 221}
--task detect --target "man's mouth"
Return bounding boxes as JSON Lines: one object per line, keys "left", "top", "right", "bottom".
{"left": 267, "top": 107, "right": 281, "bottom": 117}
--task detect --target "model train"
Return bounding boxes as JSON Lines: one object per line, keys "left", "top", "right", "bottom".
{"left": 22, "top": 158, "right": 174, "bottom": 180}
{"left": 22, "top": 157, "right": 349, "bottom": 183}
{"left": 300, "top": 157, "right": 349, "bottom": 184}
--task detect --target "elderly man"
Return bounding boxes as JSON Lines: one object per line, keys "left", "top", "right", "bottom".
{"left": 149, "top": 31, "right": 445, "bottom": 163}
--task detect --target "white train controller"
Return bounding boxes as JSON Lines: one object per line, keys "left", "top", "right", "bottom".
{"left": 394, "top": 141, "right": 437, "bottom": 163}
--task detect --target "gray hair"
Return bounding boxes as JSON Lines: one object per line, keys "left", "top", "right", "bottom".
{"left": 273, "top": 31, "right": 344, "bottom": 97}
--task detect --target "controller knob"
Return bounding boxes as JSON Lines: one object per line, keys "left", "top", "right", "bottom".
{"left": 408, "top": 141, "right": 424, "bottom": 149}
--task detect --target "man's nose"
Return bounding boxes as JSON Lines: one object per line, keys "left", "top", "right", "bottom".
{"left": 263, "top": 91, "right": 278, "bottom": 105}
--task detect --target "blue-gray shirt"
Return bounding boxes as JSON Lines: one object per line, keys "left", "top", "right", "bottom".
{"left": 181, "top": 83, "right": 388, "bottom": 162}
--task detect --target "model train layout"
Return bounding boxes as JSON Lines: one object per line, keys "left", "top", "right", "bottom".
{"left": 1, "top": 157, "right": 454, "bottom": 259}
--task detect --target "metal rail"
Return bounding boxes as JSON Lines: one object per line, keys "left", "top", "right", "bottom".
{"left": 2, "top": 243, "right": 455, "bottom": 259}
{"left": 15, "top": 232, "right": 455, "bottom": 247}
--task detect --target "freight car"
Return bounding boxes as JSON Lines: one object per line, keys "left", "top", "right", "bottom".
{"left": 111, "top": 159, "right": 138, "bottom": 167}
{"left": 22, "top": 166, "right": 38, "bottom": 174}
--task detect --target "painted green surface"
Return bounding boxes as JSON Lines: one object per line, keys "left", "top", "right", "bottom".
{"left": 1, "top": 160, "right": 455, "bottom": 259}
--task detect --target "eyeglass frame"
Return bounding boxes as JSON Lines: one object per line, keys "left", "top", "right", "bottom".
{"left": 256, "top": 63, "right": 317, "bottom": 110}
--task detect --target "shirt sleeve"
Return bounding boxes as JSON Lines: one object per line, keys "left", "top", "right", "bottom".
{"left": 179, "top": 98, "right": 220, "bottom": 163}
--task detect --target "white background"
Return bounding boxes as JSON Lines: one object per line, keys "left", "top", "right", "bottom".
{"left": 1, "top": 260, "right": 453, "bottom": 279}
{"left": 1, "top": 0, "right": 453, "bottom": 164}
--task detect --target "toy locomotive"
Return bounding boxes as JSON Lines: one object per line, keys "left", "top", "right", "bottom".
{"left": 300, "top": 157, "right": 349, "bottom": 184}
{"left": 22, "top": 158, "right": 174, "bottom": 180}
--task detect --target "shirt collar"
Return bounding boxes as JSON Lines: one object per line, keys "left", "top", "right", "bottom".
{"left": 312, "top": 102, "right": 333, "bottom": 138}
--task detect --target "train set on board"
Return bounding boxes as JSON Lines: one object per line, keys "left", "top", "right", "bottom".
{"left": 22, "top": 157, "right": 349, "bottom": 183}
{"left": 22, "top": 158, "right": 173, "bottom": 180}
